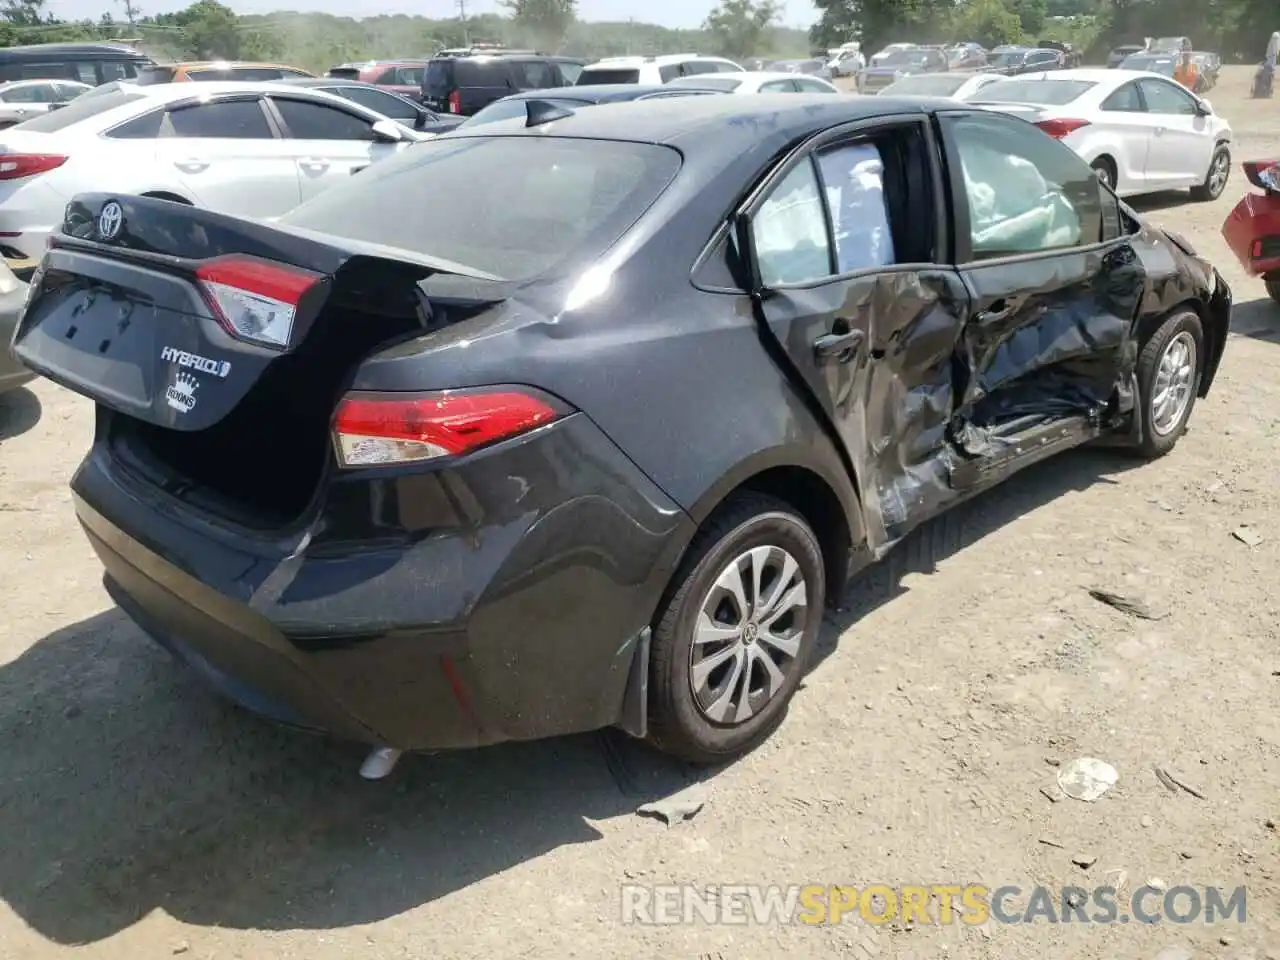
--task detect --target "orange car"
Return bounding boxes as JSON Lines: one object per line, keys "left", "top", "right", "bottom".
{"left": 136, "top": 60, "right": 314, "bottom": 85}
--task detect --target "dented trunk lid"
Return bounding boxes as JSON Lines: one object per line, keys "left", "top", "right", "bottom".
{"left": 11, "top": 194, "right": 503, "bottom": 431}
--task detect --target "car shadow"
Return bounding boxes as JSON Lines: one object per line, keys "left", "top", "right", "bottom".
{"left": 809, "top": 445, "right": 1146, "bottom": 666}
{"left": 1224, "top": 295, "right": 1280, "bottom": 341}
{"left": 1126, "top": 191, "right": 1195, "bottom": 213}
{"left": 0, "top": 385, "right": 41, "bottom": 442}
{"left": 0, "top": 608, "right": 704, "bottom": 945}
{"left": 0, "top": 444, "right": 1150, "bottom": 945}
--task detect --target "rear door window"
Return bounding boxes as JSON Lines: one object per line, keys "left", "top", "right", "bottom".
{"left": 271, "top": 97, "right": 374, "bottom": 139}
{"left": 393, "top": 65, "right": 425, "bottom": 86}
{"left": 760, "top": 79, "right": 798, "bottom": 92}
{"left": 582, "top": 67, "right": 642, "bottom": 84}
{"left": 1101, "top": 81, "right": 1143, "bottom": 111}
{"left": 750, "top": 159, "right": 831, "bottom": 286}
{"left": 165, "top": 99, "right": 274, "bottom": 138}
{"left": 557, "top": 61, "right": 583, "bottom": 84}
{"left": 512, "top": 60, "right": 555, "bottom": 88}
{"left": 456, "top": 60, "right": 510, "bottom": 88}
{"left": 98, "top": 60, "right": 140, "bottom": 82}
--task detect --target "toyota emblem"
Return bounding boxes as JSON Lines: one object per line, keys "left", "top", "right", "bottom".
{"left": 98, "top": 201, "right": 123, "bottom": 240}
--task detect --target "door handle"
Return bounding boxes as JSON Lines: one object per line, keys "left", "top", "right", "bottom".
{"left": 1154, "top": 126, "right": 1166, "bottom": 134}
{"left": 977, "top": 298, "right": 1017, "bottom": 323}
{"left": 813, "top": 328, "right": 864, "bottom": 362}
{"left": 174, "top": 158, "right": 209, "bottom": 172}
{"left": 299, "top": 157, "right": 330, "bottom": 171}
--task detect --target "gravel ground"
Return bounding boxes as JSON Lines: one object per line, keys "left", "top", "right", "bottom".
{"left": 0, "top": 66, "right": 1277, "bottom": 960}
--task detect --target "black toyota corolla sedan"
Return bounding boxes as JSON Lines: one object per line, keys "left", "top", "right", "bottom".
{"left": 12, "top": 94, "right": 1231, "bottom": 769}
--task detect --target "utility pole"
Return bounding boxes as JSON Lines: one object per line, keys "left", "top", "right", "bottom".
{"left": 457, "top": 0, "right": 470, "bottom": 46}
{"left": 117, "top": 0, "right": 140, "bottom": 25}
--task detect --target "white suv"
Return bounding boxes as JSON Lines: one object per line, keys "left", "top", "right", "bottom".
{"left": 576, "top": 54, "right": 743, "bottom": 86}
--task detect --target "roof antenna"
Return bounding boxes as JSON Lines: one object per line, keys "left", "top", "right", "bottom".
{"left": 524, "top": 99, "right": 574, "bottom": 127}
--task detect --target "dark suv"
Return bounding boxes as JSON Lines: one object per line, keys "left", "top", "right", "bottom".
{"left": 421, "top": 51, "right": 586, "bottom": 115}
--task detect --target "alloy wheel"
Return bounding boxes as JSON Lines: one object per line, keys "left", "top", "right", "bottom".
{"left": 1207, "top": 150, "right": 1230, "bottom": 197}
{"left": 688, "top": 545, "right": 808, "bottom": 725}
{"left": 1150, "top": 330, "right": 1197, "bottom": 436}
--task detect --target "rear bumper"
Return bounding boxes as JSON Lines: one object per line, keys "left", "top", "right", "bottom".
{"left": 73, "top": 413, "right": 694, "bottom": 750}
{"left": 0, "top": 177, "right": 66, "bottom": 261}
{"left": 0, "top": 279, "right": 34, "bottom": 392}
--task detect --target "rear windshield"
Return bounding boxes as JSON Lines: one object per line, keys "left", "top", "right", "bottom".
{"left": 881, "top": 74, "right": 966, "bottom": 96}
{"left": 460, "top": 97, "right": 586, "bottom": 128}
{"left": 280, "top": 136, "right": 681, "bottom": 281}
{"left": 14, "top": 87, "right": 143, "bottom": 131}
{"left": 136, "top": 65, "right": 176, "bottom": 85}
{"left": 577, "top": 68, "right": 640, "bottom": 85}
{"left": 975, "top": 78, "right": 1096, "bottom": 104}
{"left": 423, "top": 60, "right": 451, "bottom": 92}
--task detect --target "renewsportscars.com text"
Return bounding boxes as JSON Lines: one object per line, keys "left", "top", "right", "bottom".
{"left": 621, "top": 884, "right": 1248, "bottom": 926}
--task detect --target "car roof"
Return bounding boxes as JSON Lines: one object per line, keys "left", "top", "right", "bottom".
{"left": 501, "top": 83, "right": 681, "bottom": 102}
{"left": 0, "top": 42, "right": 144, "bottom": 57}
{"left": 125, "top": 80, "right": 358, "bottom": 102}
{"left": 449, "top": 93, "right": 942, "bottom": 148}
{"left": 585, "top": 54, "right": 734, "bottom": 67}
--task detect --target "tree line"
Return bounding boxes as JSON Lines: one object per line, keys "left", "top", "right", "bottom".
{"left": 0, "top": 0, "right": 1273, "bottom": 73}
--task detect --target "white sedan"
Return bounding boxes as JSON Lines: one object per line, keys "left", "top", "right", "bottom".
{"left": 0, "top": 80, "right": 424, "bottom": 262}
{"left": 877, "top": 71, "right": 1006, "bottom": 100}
{"left": 965, "top": 68, "right": 1233, "bottom": 201}
{"left": 664, "top": 71, "right": 841, "bottom": 95}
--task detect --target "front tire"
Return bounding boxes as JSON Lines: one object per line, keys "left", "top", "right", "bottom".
{"left": 1190, "top": 144, "right": 1230, "bottom": 202}
{"left": 647, "top": 493, "right": 825, "bottom": 765}
{"left": 1134, "top": 310, "right": 1203, "bottom": 458}
{"left": 1267, "top": 274, "right": 1280, "bottom": 304}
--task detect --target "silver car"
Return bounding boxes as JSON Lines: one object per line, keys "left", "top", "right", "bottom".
{"left": 0, "top": 259, "right": 32, "bottom": 394}
{"left": 0, "top": 79, "right": 92, "bottom": 129}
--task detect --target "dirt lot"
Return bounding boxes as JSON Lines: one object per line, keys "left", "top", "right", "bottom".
{"left": 1, "top": 66, "right": 1278, "bottom": 960}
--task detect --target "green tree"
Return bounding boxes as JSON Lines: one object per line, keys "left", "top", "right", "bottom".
{"left": 1009, "top": 0, "right": 1047, "bottom": 34}
{"left": 954, "top": 0, "right": 1024, "bottom": 47}
{"left": 703, "top": 0, "right": 781, "bottom": 60}
{"left": 1, "top": 0, "right": 46, "bottom": 27}
{"left": 500, "top": 0, "right": 575, "bottom": 52}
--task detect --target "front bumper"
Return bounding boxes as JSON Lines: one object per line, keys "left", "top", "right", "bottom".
{"left": 73, "top": 413, "right": 694, "bottom": 751}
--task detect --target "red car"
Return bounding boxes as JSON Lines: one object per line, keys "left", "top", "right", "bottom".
{"left": 326, "top": 59, "right": 429, "bottom": 100}
{"left": 1221, "top": 160, "right": 1280, "bottom": 303}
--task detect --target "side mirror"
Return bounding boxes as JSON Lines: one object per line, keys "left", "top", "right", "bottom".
{"left": 413, "top": 109, "right": 427, "bottom": 130}
{"left": 1196, "top": 98, "right": 1212, "bottom": 115}
{"left": 370, "top": 118, "right": 404, "bottom": 142}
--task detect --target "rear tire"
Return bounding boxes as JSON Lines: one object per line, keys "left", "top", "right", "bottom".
{"left": 1134, "top": 310, "right": 1203, "bottom": 458}
{"left": 1091, "top": 157, "right": 1117, "bottom": 190}
{"left": 647, "top": 492, "right": 825, "bottom": 765}
{"left": 1267, "top": 275, "right": 1280, "bottom": 304}
{"left": 1190, "top": 144, "right": 1230, "bottom": 202}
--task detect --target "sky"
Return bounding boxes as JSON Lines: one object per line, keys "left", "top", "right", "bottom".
{"left": 44, "top": 0, "right": 821, "bottom": 31}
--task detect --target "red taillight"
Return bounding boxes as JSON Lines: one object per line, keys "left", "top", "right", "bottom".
{"left": 447, "top": 90, "right": 461, "bottom": 114}
{"left": 194, "top": 255, "right": 321, "bottom": 349}
{"left": 0, "top": 154, "right": 67, "bottom": 180}
{"left": 332, "top": 389, "right": 563, "bottom": 467}
{"left": 1034, "top": 118, "right": 1090, "bottom": 139}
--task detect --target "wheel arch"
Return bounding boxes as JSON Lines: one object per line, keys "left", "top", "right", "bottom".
{"left": 1135, "top": 295, "right": 1224, "bottom": 398}
{"left": 682, "top": 445, "right": 865, "bottom": 605}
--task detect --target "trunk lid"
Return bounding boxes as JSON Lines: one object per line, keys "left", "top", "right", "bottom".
{"left": 13, "top": 194, "right": 519, "bottom": 525}
{"left": 13, "top": 194, "right": 504, "bottom": 434}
